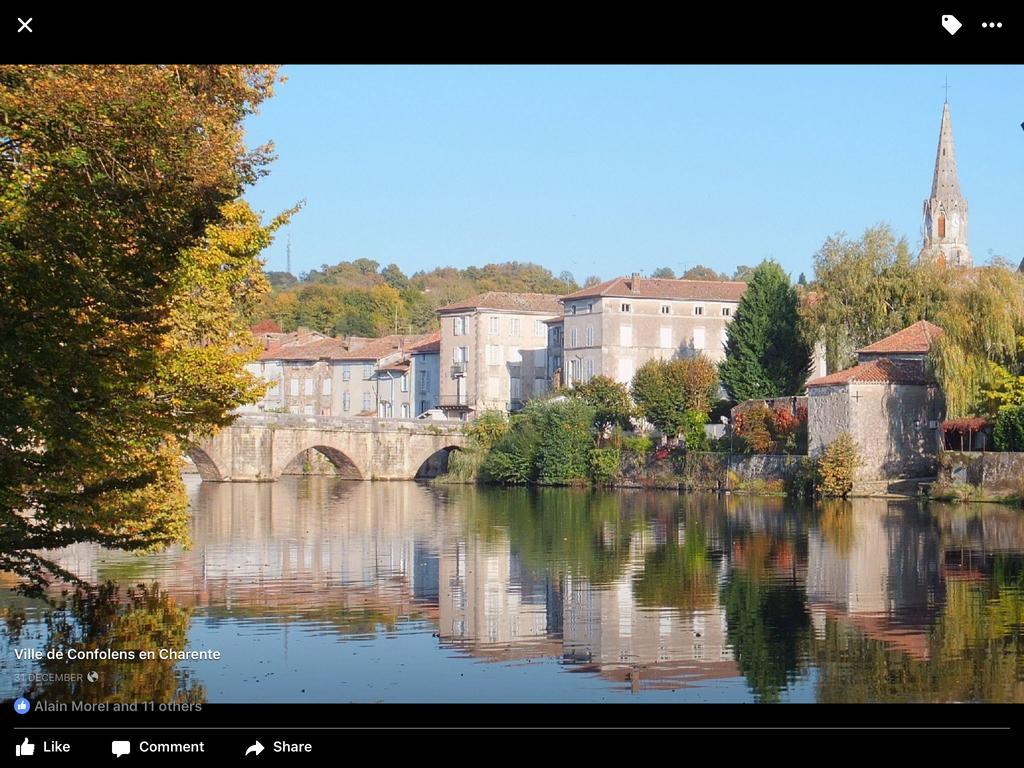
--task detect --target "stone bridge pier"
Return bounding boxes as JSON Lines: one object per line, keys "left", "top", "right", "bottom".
{"left": 187, "top": 414, "right": 467, "bottom": 482}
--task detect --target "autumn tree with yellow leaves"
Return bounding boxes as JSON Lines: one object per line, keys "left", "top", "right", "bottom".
{"left": 0, "top": 65, "right": 290, "bottom": 591}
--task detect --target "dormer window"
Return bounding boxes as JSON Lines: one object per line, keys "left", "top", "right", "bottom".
{"left": 661, "top": 305, "right": 671, "bottom": 314}
{"left": 620, "top": 303, "right": 632, "bottom": 313}
{"left": 694, "top": 305, "right": 704, "bottom": 316}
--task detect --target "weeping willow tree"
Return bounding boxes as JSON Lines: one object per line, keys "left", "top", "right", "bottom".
{"left": 931, "top": 261, "right": 1024, "bottom": 418}
{"left": 802, "top": 225, "right": 950, "bottom": 373}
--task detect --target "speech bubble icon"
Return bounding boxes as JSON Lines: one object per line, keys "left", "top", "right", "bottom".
{"left": 112, "top": 740, "right": 131, "bottom": 758}
{"left": 941, "top": 14, "right": 962, "bottom": 35}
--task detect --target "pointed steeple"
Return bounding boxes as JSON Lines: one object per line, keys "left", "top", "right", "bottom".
{"left": 930, "top": 102, "right": 961, "bottom": 199}
{"left": 921, "top": 99, "right": 971, "bottom": 268}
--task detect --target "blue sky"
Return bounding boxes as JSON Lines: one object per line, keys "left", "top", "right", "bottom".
{"left": 244, "top": 65, "right": 1024, "bottom": 282}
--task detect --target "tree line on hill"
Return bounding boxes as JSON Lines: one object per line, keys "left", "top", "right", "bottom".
{"left": 254, "top": 261, "right": 763, "bottom": 338}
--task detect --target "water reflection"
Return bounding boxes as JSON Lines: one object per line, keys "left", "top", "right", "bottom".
{"left": 1, "top": 479, "right": 1021, "bottom": 703}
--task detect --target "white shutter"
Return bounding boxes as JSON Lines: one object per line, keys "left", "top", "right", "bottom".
{"left": 693, "top": 327, "right": 706, "bottom": 350}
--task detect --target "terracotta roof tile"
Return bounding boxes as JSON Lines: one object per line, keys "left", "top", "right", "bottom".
{"left": 407, "top": 331, "right": 441, "bottom": 354}
{"left": 856, "top": 320, "right": 944, "bottom": 355}
{"left": 561, "top": 276, "right": 746, "bottom": 303}
{"left": 807, "top": 358, "right": 936, "bottom": 388}
{"left": 259, "top": 334, "right": 429, "bottom": 362}
{"left": 437, "top": 291, "right": 563, "bottom": 315}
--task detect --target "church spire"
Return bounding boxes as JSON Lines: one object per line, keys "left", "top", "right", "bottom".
{"left": 921, "top": 99, "right": 971, "bottom": 267}
{"left": 930, "top": 101, "right": 961, "bottom": 199}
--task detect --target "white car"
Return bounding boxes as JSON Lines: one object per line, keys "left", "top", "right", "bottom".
{"left": 416, "top": 408, "right": 448, "bottom": 421}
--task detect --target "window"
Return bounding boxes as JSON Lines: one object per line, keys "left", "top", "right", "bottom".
{"left": 694, "top": 305, "right": 704, "bottom": 316}
{"left": 420, "top": 400, "right": 427, "bottom": 414}
{"left": 289, "top": 378, "right": 299, "bottom": 397}
{"left": 343, "top": 392, "right": 351, "bottom": 412}
{"left": 342, "top": 364, "right": 351, "bottom": 381}
{"left": 585, "top": 359, "right": 594, "bottom": 381}
{"left": 362, "top": 392, "right": 372, "bottom": 412}
{"left": 722, "top": 307, "right": 731, "bottom": 316}
{"left": 303, "top": 404, "right": 313, "bottom": 415}
{"left": 535, "top": 320, "right": 546, "bottom": 337}
{"left": 489, "top": 316, "right": 499, "bottom": 335}
{"left": 660, "top": 326, "right": 672, "bottom": 349}
{"left": 510, "top": 377, "right": 521, "bottom": 400}
{"left": 304, "top": 378, "right": 314, "bottom": 396}
{"left": 510, "top": 318, "right": 520, "bottom": 336}
{"left": 322, "top": 378, "right": 332, "bottom": 396}
{"left": 418, "top": 370, "right": 429, "bottom": 392}
{"left": 457, "top": 346, "right": 468, "bottom": 363}
{"left": 620, "top": 303, "right": 631, "bottom": 313}
{"left": 400, "top": 373, "right": 408, "bottom": 392}
{"left": 569, "top": 359, "right": 580, "bottom": 384}
{"left": 617, "top": 357, "right": 634, "bottom": 382}
{"left": 453, "top": 316, "right": 467, "bottom": 336}
{"left": 401, "top": 403, "right": 410, "bottom": 418}
{"left": 570, "top": 327, "right": 578, "bottom": 348}
{"left": 289, "top": 405, "right": 299, "bottom": 414}
{"left": 486, "top": 344, "right": 501, "bottom": 365}
{"left": 585, "top": 325, "right": 593, "bottom": 346}
{"left": 693, "top": 327, "right": 706, "bottom": 350}
{"left": 569, "top": 305, "right": 577, "bottom": 315}
{"left": 363, "top": 363, "right": 373, "bottom": 379}
{"left": 620, "top": 325, "right": 632, "bottom": 346}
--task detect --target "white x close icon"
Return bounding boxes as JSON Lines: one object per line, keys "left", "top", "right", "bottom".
{"left": 18, "top": 17, "right": 33, "bottom": 32}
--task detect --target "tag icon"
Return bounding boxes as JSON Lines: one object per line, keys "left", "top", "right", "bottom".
{"left": 941, "top": 14, "right": 962, "bottom": 35}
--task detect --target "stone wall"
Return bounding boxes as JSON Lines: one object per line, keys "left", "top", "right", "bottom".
{"left": 618, "top": 451, "right": 805, "bottom": 493}
{"left": 938, "top": 451, "right": 1024, "bottom": 498}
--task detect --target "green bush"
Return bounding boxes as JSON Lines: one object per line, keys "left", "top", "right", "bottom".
{"left": 680, "top": 409, "right": 709, "bottom": 452}
{"left": 536, "top": 399, "right": 595, "bottom": 485}
{"left": 466, "top": 410, "right": 509, "bottom": 450}
{"left": 622, "top": 434, "right": 653, "bottom": 454}
{"left": 816, "top": 433, "right": 860, "bottom": 498}
{"left": 993, "top": 406, "right": 1024, "bottom": 451}
{"left": 588, "top": 447, "right": 621, "bottom": 484}
{"left": 785, "top": 456, "right": 818, "bottom": 499}
{"left": 480, "top": 411, "right": 542, "bottom": 484}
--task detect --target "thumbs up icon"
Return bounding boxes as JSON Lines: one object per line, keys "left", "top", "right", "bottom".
{"left": 16, "top": 738, "right": 35, "bottom": 756}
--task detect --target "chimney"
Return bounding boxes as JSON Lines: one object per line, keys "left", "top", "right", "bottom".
{"left": 629, "top": 272, "right": 641, "bottom": 293}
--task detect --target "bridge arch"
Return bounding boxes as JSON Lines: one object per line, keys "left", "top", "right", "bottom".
{"left": 186, "top": 445, "right": 225, "bottom": 482}
{"left": 413, "top": 444, "right": 463, "bottom": 479}
{"left": 280, "top": 444, "right": 364, "bottom": 480}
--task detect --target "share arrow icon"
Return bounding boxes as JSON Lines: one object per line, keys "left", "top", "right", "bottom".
{"left": 245, "top": 741, "right": 265, "bottom": 757}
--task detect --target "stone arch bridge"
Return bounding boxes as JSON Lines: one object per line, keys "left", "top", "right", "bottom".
{"left": 187, "top": 414, "right": 467, "bottom": 482}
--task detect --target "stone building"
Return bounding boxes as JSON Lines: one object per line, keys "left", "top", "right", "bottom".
{"left": 436, "top": 292, "right": 561, "bottom": 419}
{"left": 807, "top": 321, "right": 946, "bottom": 486}
{"left": 247, "top": 332, "right": 431, "bottom": 418}
{"left": 332, "top": 334, "right": 431, "bottom": 418}
{"left": 920, "top": 100, "right": 971, "bottom": 267}
{"left": 408, "top": 332, "right": 441, "bottom": 417}
{"left": 556, "top": 275, "right": 746, "bottom": 387}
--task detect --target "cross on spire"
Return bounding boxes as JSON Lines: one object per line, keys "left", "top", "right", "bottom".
{"left": 942, "top": 75, "right": 951, "bottom": 103}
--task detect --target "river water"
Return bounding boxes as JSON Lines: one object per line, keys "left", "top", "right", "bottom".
{"left": 2, "top": 477, "right": 1022, "bottom": 703}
